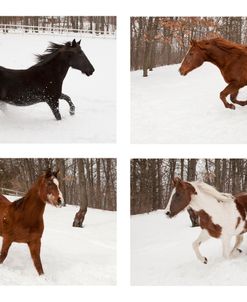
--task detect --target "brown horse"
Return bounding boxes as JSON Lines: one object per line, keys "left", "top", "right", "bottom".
{"left": 179, "top": 37, "right": 247, "bottom": 110}
{"left": 0, "top": 170, "right": 64, "bottom": 275}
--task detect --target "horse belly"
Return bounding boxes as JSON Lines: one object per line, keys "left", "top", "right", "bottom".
{"left": 0, "top": 78, "right": 47, "bottom": 106}
{"left": 4, "top": 96, "right": 44, "bottom": 106}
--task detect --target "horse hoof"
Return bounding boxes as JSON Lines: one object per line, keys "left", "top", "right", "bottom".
{"left": 228, "top": 104, "right": 236, "bottom": 110}
{"left": 237, "top": 248, "right": 242, "bottom": 253}
{"left": 70, "top": 107, "right": 75, "bottom": 115}
{"left": 203, "top": 257, "right": 208, "bottom": 264}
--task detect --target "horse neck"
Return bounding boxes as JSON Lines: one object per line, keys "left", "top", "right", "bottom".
{"left": 204, "top": 46, "right": 235, "bottom": 69}
{"left": 36, "top": 54, "right": 70, "bottom": 82}
{"left": 190, "top": 185, "right": 223, "bottom": 213}
{"left": 21, "top": 185, "right": 46, "bottom": 222}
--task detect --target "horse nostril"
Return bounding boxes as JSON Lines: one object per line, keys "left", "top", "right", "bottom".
{"left": 57, "top": 198, "right": 62, "bottom": 206}
{"left": 166, "top": 211, "right": 170, "bottom": 216}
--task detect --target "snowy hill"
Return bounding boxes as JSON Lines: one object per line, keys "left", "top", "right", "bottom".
{"left": 131, "top": 63, "right": 247, "bottom": 143}
{"left": 0, "top": 196, "right": 116, "bottom": 285}
{"left": 131, "top": 210, "right": 247, "bottom": 285}
{"left": 0, "top": 34, "right": 116, "bottom": 143}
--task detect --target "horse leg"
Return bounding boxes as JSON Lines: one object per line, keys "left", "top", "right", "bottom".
{"left": 230, "top": 89, "right": 247, "bottom": 106}
{"left": 0, "top": 238, "right": 12, "bottom": 263}
{"left": 60, "top": 93, "right": 75, "bottom": 115}
{"left": 230, "top": 90, "right": 239, "bottom": 103}
{"left": 220, "top": 83, "right": 239, "bottom": 110}
{"left": 230, "top": 234, "right": 243, "bottom": 257}
{"left": 0, "top": 101, "right": 7, "bottom": 112}
{"left": 47, "top": 99, "right": 61, "bottom": 120}
{"left": 192, "top": 229, "right": 210, "bottom": 264}
{"left": 221, "top": 236, "right": 232, "bottom": 259}
{"left": 28, "top": 239, "right": 44, "bottom": 275}
{"left": 231, "top": 89, "right": 247, "bottom": 107}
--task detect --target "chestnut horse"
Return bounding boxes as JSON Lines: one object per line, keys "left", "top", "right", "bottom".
{"left": 0, "top": 170, "right": 64, "bottom": 275}
{"left": 165, "top": 178, "right": 247, "bottom": 264}
{"left": 179, "top": 37, "right": 247, "bottom": 110}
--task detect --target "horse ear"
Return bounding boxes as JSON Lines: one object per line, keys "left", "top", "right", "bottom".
{"left": 45, "top": 169, "right": 52, "bottom": 178}
{"left": 172, "top": 177, "right": 181, "bottom": 187}
{"left": 190, "top": 39, "right": 197, "bottom": 47}
{"left": 54, "top": 170, "right": 60, "bottom": 178}
{"left": 72, "top": 39, "right": 77, "bottom": 47}
{"left": 77, "top": 40, "right": 81, "bottom": 45}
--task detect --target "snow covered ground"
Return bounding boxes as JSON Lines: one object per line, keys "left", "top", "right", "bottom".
{"left": 0, "top": 196, "right": 116, "bottom": 285}
{"left": 0, "top": 34, "right": 116, "bottom": 143}
{"left": 131, "top": 210, "right": 247, "bottom": 285}
{"left": 131, "top": 63, "right": 247, "bottom": 143}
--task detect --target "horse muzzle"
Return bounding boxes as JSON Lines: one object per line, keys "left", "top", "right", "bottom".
{"left": 85, "top": 67, "right": 95, "bottom": 76}
{"left": 57, "top": 197, "right": 65, "bottom": 208}
{"left": 179, "top": 67, "right": 187, "bottom": 76}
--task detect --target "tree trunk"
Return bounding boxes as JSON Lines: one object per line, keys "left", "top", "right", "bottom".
{"left": 73, "top": 159, "right": 88, "bottom": 228}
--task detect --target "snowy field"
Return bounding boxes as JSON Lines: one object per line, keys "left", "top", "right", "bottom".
{"left": 131, "top": 210, "right": 247, "bottom": 285}
{"left": 0, "top": 34, "right": 116, "bottom": 143}
{"left": 131, "top": 63, "right": 247, "bottom": 143}
{"left": 0, "top": 196, "right": 116, "bottom": 285}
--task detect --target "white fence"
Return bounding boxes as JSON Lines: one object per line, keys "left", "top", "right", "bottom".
{"left": 0, "top": 24, "right": 116, "bottom": 39}
{"left": 0, "top": 187, "right": 24, "bottom": 197}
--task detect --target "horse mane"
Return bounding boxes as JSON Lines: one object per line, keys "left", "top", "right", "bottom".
{"left": 191, "top": 181, "right": 234, "bottom": 203}
{"left": 12, "top": 197, "right": 25, "bottom": 209}
{"left": 12, "top": 175, "right": 44, "bottom": 209}
{"left": 198, "top": 37, "right": 247, "bottom": 55}
{"left": 35, "top": 41, "right": 71, "bottom": 66}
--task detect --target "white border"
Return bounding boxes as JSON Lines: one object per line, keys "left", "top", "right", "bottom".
{"left": 1, "top": 0, "right": 247, "bottom": 301}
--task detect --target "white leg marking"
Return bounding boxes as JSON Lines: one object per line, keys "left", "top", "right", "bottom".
{"left": 192, "top": 229, "right": 210, "bottom": 264}
{"left": 222, "top": 236, "right": 232, "bottom": 259}
{"left": 231, "top": 234, "right": 243, "bottom": 257}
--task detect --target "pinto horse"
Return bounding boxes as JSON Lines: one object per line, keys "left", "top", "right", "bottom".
{"left": 0, "top": 170, "right": 64, "bottom": 275}
{"left": 165, "top": 177, "right": 247, "bottom": 264}
{"left": 179, "top": 37, "right": 247, "bottom": 110}
{"left": 0, "top": 39, "right": 95, "bottom": 120}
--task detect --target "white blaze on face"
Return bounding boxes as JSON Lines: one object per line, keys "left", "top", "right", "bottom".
{"left": 53, "top": 177, "right": 64, "bottom": 203}
{"left": 180, "top": 46, "right": 191, "bottom": 65}
{"left": 164, "top": 188, "right": 176, "bottom": 213}
{"left": 46, "top": 177, "right": 64, "bottom": 206}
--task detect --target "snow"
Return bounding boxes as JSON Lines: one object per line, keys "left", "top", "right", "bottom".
{"left": 0, "top": 34, "right": 116, "bottom": 143}
{"left": 131, "top": 63, "right": 247, "bottom": 143}
{"left": 0, "top": 195, "right": 116, "bottom": 285}
{"left": 131, "top": 210, "right": 247, "bottom": 285}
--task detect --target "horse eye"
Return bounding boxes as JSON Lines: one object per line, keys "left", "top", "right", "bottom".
{"left": 189, "top": 53, "right": 193, "bottom": 56}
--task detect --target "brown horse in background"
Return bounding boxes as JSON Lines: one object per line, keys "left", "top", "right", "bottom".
{"left": 179, "top": 37, "right": 247, "bottom": 110}
{"left": 0, "top": 170, "right": 64, "bottom": 275}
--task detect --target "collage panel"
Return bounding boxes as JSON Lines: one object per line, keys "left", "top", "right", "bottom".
{"left": 131, "top": 17, "right": 247, "bottom": 143}
{"left": 131, "top": 158, "right": 247, "bottom": 285}
{"left": 0, "top": 158, "right": 116, "bottom": 285}
{"left": 0, "top": 16, "right": 116, "bottom": 143}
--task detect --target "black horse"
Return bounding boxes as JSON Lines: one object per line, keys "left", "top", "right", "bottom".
{"left": 0, "top": 39, "right": 95, "bottom": 120}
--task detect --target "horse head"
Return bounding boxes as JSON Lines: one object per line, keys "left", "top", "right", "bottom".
{"left": 63, "top": 39, "right": 95, "bottom": 76}
{"left": 165, "top": 177, "right": 197, "bottom": 218}
{"left": 39, "top": 170, "right": 64, "bottom": 207}
{"left": 179, "top": 39, "right": 207, "bottom": 76}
